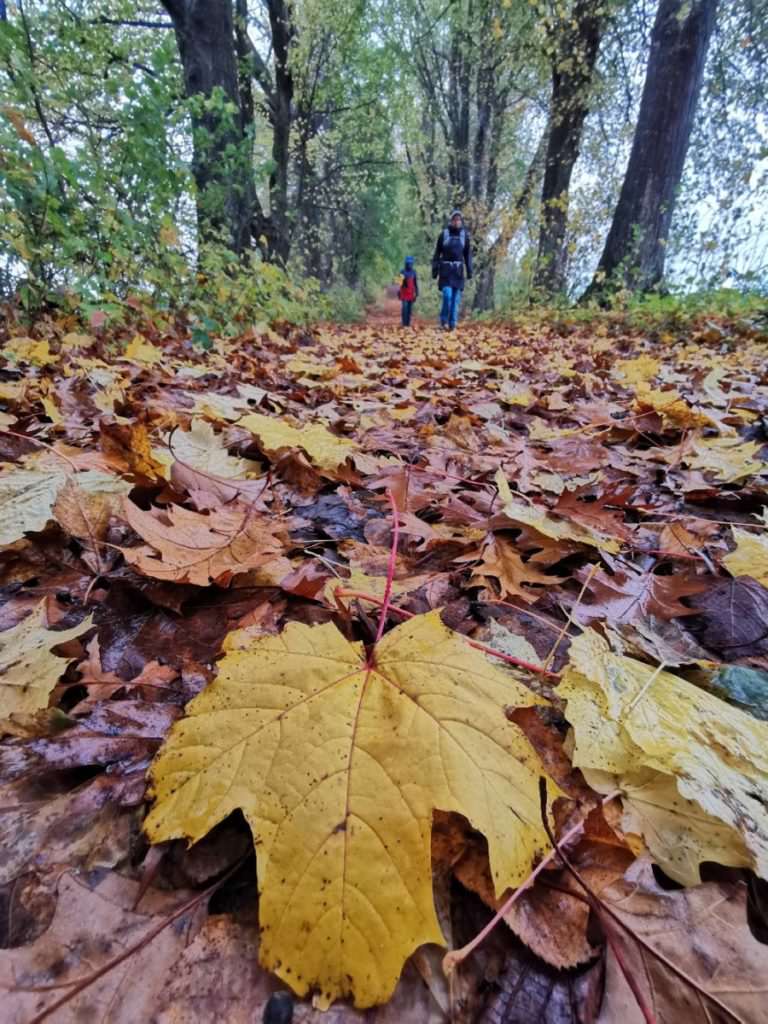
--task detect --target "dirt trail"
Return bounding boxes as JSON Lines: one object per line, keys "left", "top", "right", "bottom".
{"left": 365, "top": 285, "right": 432, "bottom": 326}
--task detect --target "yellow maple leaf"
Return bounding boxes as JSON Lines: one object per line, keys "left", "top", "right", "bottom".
{"left": 241, "top": 412, "right": 358, "bottom": 473}
{"left": 560, "top": 628, "right": 768, "bottom": 884}
{"left": 0, "top": 601, "right": 93, "bottom": 717}
{"left": 615, "top": 354, "right": 661, "bottom": 385}
{"left": 723, "top": 527, "right": 768, "bottom": 585}
{"left": 4, "top": 336, "right": 55, "bottom": 367}
{"left": 688, "top": 437, "right": 766, "bottom": 483}
{"left": 144, "top": 611, "right": 560, "bottom": 1008}
{"left": 582, "top": 766, "right": 753, "bottom": 886}
{"left": 632, "top": 383, "right": 713, "bottom": 429}
{"left": 123, "top": 334, "right": 163, "bottom": 365}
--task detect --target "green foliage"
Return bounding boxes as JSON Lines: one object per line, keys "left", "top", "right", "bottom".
{"left": 1, "top": 0, "right": 766, "bottom": 323}
{"left": 322, "top": 283, "right": 365, "bottom": 323}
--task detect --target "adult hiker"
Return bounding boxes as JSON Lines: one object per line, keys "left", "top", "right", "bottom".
{"left": 397, "top": 255, "right": 419, "bottom": 327}
{"left": 431, "top": 209, "right": 472, "bottom": 330}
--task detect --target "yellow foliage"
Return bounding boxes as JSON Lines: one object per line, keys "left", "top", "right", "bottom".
{"left": 632, "top": 383, "right": 714, "bottom": 429}
{"left": 5, "top": 337, "right": 55, "bottom": 367}
{"left": 123, "top": 334, "right": 163, "bottom": 365}
{"left": 0, "top": 464, "right": 128, "bottom": 545}
{"left": 616, "top": 354, "right": 661, "bottom": 385}
{"left": 241, "top": 412, "right": 359, "bottom": 472}
{"left": 0, "top": 601, "right": 93, "bottom": 717}
{"left": 145, "top": 611, "right": 560, "bottom": 1008}
{"left": 163, "top": 418, "right": 253, "bottom": 478}
{"left": 723, "top": 527, "right": 768, "bottom": 585}
{"left": 560, "top": 628, "right": 768, "bottom": 885}
{"left": 499, "top": 493, "right": 621, "bottom": 553}
{"left": 688, "top": 437, "right": 765, "bottom": 483}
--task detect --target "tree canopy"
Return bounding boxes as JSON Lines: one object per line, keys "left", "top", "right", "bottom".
{"left": 0, "top": 0, "right": 766, "bottom": 318}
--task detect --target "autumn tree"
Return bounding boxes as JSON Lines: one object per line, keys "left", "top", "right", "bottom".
{"left": 532, "top": 0, "right": 613, "bottom": 297}
{"left": 584, "top": 0, "right": 719, "bottom": 298}
{"left": 388, "top": 0, "right": 546, "bottom": 310}
{"left": 160, "top": 0, "right": 259, "bottom": 256}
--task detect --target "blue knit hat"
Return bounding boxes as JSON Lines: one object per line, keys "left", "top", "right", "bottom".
{"left": 405, "top": 255, "right": 415, "bottom": 266}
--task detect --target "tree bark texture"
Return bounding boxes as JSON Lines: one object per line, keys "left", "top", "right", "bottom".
{"left": 533, "top": 0, "right": 606, "bottom": 296}
{"left": 586, "top": 0, "right": 718, "bottom": 296}
{"left": 161, "top": 0, "right": 255, "bottom": 256}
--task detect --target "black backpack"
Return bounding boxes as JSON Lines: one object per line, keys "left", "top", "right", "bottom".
{"left": 442, "top": 227, "right": 467, "bottom": 252}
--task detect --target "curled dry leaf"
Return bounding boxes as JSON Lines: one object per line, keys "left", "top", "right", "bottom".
{"left": 120, "top": 497, "right": 286, "bottom": 586}
{"left": 597, "top": 860, "right": 768, "bottom": 1024}
{"left": 471, "top": 535, "right": 564, "bottom": 604}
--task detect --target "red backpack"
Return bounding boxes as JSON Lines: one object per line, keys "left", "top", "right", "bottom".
{"left": 399, "top": 274, "right": 416, "bottom": 301}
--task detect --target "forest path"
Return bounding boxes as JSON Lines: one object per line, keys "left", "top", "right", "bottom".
{"left": 365, "top": 285, "right": 434, "bottom": 326}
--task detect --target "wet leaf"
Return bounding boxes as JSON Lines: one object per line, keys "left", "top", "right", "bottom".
{"left": 560, "top": 627, "right": 768, "bottom": 884}
{"left": 145, "top": 611, "right": 561, "bottom": 1008}
{"left": 0, "top": 601, "right": 92, "bottom": 717}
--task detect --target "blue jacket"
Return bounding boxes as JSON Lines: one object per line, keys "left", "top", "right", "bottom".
{"left": 432, "top": 225, "right": 473, "bottom": 290}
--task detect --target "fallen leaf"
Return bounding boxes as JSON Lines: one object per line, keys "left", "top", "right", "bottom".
{"left": 597, "top": 860, "right": 768, "bottom": 1024}
{"left": 574, "top": 564, "right": 707, "bottom": 624}
{"left": 242, "top": 411, "right": 359, "bottom": 472}
{"left": 123, "top": 333, "right": 164, "bottom": 365}
{"left": 166, "top": 418, "right": 254, "bottom": 478}
{"left": 500, "top": 496, "right": 622, "bottom": 553}
{"left": 632, "top": 384, "right": 714, "bottom": 429}
{"left": 471, "top": 535, "right": 563, "bottom": 603}
{"left": 3, "top": 336, "right": 55, "bottom": 366}
{"left": 120, "top": 498, "right": 285, "bottom": 586}
{"left": 145, "top": 611, "right": 561, "bottom": 1008}
{"left": 723, "top": 527, "right": 768, "bottom": 585}
{"left": 0, "top": 601, "right": 92, "bottom": 717}
{"left": 560, "top": 627, "right": 768, "bottom": 884}
{"left": 0, "top": 465, "right": 127, "bottom": 545}
{"left": 0, "top": 872, "right": 206, "bottom": 1024}
{"left": 687, "top": 436, "right": 765, "bottom": 483}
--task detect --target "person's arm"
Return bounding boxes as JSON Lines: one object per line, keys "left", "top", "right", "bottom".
{"left": 464, "top": 232, "right": 473, "bottom": 279}
{"left": 414, "top": 271, "right": 419, "bottom": 298}
{"left": 431, "top": 234, "right": 442, "bottom": 278}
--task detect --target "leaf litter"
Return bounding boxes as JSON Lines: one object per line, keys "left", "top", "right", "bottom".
{"left": 0, "top": 308, "right": 767, "bottom": 1021}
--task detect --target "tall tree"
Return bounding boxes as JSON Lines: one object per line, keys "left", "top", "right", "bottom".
{"left": 532, "top": 0, "right": 609, "bottom": 296}
{"left": 394, "top": 0, "right": 543, "bottom": 310}
{"left": 160, "top": 0, "right": 259, "bottom": 256}
{"left": 585, "top": 0, "right": 719, "bottom": 297}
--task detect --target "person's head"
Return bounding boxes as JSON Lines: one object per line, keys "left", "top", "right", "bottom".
{"left": 449, "top": 209, "right": 463, "bottom": 228}
{"left": 404, "top": 255, "right": 415, "bottom": 268}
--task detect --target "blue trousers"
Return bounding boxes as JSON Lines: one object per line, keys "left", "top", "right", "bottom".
{"left": 401, "top": 300, "right": 414, "bottom": 326}
{"left": 439, "top": 286, "right": 462, "bottom": 328}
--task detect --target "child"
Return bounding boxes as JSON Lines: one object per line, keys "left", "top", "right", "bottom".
{"left": 397, "top": 256, "right": 419, "bottom": 327}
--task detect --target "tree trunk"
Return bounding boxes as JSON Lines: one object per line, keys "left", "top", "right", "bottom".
{"left": 473, "top": 131, "right": 546, "bottom": 311}
{"left": 266, "top": 0, "right": 294, "bottom": 265}
{"left": 533, "top": 0, "right": 606, "bottom": 297}
{"left": 584, "top": 0, "right": 718, "bottom": 298}
{"left": 161, "top": 0, "right": 255, "bottom": 256}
